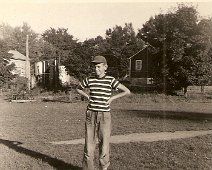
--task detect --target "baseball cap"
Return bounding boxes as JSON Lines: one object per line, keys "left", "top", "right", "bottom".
{"left": 91, "top": 55, "right": 107, "bottom": 65}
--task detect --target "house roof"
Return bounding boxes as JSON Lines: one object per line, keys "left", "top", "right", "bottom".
{"left": 129, "top": 43, "right": 156, "bottom": 60}
{"left": 8, "top": 50, "right": 28, "bottom": 61}
{"left": 129, "top": 45, "right": 148, "bottom": 59}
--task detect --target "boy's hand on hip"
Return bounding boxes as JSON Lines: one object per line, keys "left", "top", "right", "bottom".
{"left": 108, "top": 97, "right": 114, "bottom": 105}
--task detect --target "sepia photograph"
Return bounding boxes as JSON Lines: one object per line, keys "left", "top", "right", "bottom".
{"left": 0, "top": 0, "right": 212, "bottom": 169}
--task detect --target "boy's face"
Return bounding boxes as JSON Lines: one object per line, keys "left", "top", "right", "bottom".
{"left": 94, "top": 63, "right": 108, "bottom": 78}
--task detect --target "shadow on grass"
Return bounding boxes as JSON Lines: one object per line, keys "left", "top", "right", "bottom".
{"left": 118, "top": 109, "right": 212, "bottom": 121}
{"left": 0, "top": 138, "right": 82, "bottom": 170}
{"left": 42, "top": 98, "right": 72, "bottom": 103}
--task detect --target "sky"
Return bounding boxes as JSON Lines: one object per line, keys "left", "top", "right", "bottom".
{"left": 0, "top": 0, "right": 212, "bottom": 42}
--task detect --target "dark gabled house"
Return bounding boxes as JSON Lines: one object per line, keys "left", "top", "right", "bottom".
{"left": 128, "top": 45, "right": 156, "bottom": 86}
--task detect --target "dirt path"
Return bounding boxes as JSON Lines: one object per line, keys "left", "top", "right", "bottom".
{"left": 50, "top": 130, "right": 212, "bottom": 145}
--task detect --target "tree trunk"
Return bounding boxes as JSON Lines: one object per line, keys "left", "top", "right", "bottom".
{"left": 201, "top": 86, "right": 204, "bottom": 93}
{"left": 183, "top": 87, "right": 188, "bottom": 98}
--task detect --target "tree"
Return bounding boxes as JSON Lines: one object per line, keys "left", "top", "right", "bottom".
{"left": 42, "top": 27, "right": 92, "bottom": 80}
{"left": 42, "top": 28, "right": 77, "bottom": 65}
{"left": 137, "top": 4, "right": 212, "bottom": 94}
{"left": 0, "top": 39, "right": 15, "bottom": 88}
{"left": 0, "top": 22, "right": 42, "bottom": 88}
{"left": 197, "top": 18, "right": 212, "bottom": 87}
{"left": 105, "top": 23, "right": 144, "bottom": 78}
{"left": 41, "top": 25, "right": 143, "bottom": 80}
{"left": 64, "top": 42, "right": 91, "bottom": 80}
{"left": 63, "top": 36, "right": 106, "bottom": 80}
{"left": 2, "top": 22, "right": 38, "bottom": 57}
{"left": 40, "top": 27, "right": 79, "bottom": 89}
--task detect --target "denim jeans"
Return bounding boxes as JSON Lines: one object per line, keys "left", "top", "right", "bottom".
{"left": 82, "top": 110, "right": 111, "bottom": 170}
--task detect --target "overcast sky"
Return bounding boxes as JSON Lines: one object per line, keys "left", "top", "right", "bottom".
{"left": 0, "top": 0, "right": 212, "bottom": 42}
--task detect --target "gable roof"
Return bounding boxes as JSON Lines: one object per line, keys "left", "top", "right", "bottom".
{"left": 8, "top": 50, "right": 27, "bottom": 61}
{"left": 129, "top": 43, "right": 156, "bottom": 60}
{"left": 129, "top": 45, "right": 148, "bottom": 59}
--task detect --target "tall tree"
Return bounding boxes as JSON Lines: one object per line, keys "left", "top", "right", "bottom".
{"left": 42, "top": 28, "right": 77, "bottom": 65}
{"left": 0, "top": 22, "right": 39, "bottom": 87}
{"left": 0, "top": 22, "right": 41, "bottom": 64}
{"left": 137, "top": 4, "right": 212, "bottom": 93}
{"left": 42, "top": 27, "right": 93, "bottom": 80}
{"left": 197, "top": 18, "right": 212, "bottom": 86}
{"left": 105, "top": 23, "right": 143, "bottom": 78}
{"left": 64, "top": 36, "right": 106, "bottom": 80}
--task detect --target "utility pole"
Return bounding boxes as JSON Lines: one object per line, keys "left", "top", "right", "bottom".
{"left": 26, "top": 35, "right": 31, "bottom": 90}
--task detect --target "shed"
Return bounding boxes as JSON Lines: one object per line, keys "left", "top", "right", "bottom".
{"left": 129, "top": 45, "right": 155, "bottom": 85}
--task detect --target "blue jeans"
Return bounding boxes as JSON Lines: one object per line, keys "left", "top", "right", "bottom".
{"left": 82, "top": 110, "right": 111, "bottom": 170}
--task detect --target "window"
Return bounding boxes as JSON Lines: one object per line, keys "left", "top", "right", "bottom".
{"left": 135, "top": 60, "right": 142, "bottom": 71}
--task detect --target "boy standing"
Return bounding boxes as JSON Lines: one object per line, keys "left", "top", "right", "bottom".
{"left": 76, "top": 55, "right": 130, "bottom": 170}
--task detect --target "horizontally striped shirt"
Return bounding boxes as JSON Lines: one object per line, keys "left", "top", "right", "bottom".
{"left": 78, "top": 75, "right": 120, "bottom": 112}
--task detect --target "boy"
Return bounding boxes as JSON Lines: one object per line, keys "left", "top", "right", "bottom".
{"left": 76, "top": 55, "right": 130, "bottom": 170}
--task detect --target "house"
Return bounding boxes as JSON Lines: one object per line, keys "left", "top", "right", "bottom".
{"left": 128, "top": 45, "right": 155, "bottom": 86}
{"left": 8, "top": 50, "right": 32, "bottom": 89}
{"left": 8, "top": 50, "right": 30, "bottom": 77}
{"left": 34, "top": 59, "right": 76, "bottom": 89}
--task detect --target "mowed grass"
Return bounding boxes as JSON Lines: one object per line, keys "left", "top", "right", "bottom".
{"left": 0, "top": 93, "right": 212, "bottom": 170}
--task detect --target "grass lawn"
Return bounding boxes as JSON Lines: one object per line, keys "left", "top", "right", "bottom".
{"left": 0, "top": 93, "right": 212, "bottom": 169}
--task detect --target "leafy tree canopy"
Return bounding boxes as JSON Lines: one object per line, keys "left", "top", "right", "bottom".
{"left": 105, "top": 23, "right": 144, "bottom": 78}
{"left": 0, "top": 22, "right": 43, "bottom": 87}
{"left": 137, "top": 4, "right": 212, "bottom": 92}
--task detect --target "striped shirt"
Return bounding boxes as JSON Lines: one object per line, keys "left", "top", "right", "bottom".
{"left": 78, "top": 75, "right": 120, "bottom": 112}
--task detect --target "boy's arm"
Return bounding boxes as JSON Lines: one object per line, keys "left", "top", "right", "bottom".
{"left": 76, "top": 88, "right": 89, "bottom": 100}
{"left": 108, "top": 83, "right": 130, "bottom": 104}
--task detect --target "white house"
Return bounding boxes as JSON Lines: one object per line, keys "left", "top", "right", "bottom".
{"left": 8, "top": 50, "right": 32, "bottom": 89}
{"left": 8, "top": 50, "right": 30, "bottom": 77}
